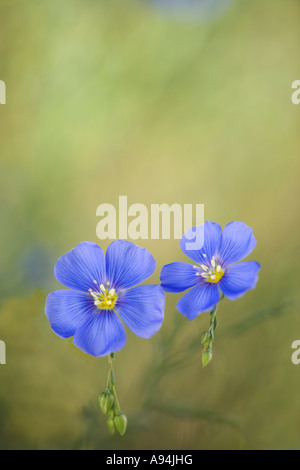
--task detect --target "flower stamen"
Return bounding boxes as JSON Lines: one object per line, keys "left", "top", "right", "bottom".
{"left": 195, "top": 257, "right": 225, "bottom": 284}
{"left": 89, "top": 282, "right": 118, "bottom": 310}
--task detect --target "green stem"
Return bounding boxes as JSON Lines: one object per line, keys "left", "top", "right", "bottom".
{"left": 107, "top": 353, "right": 121, "bottom": 412}
{"left": 201, "top": 296, "right": 224, "bottom": 367}
{"left": 99, "top": 353, "right": 127, "bottom": 435}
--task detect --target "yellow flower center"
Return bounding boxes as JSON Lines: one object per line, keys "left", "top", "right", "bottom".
{"left": 207, "top": 267, "right": 224, "bottom": 283}
{"left": 194, "top": 256, "right": 225, "bottom": 284}
{"left": 89, "top": 281, "right": 118, "bottom": 310}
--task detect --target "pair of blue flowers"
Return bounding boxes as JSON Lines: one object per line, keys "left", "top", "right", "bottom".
{"left": 45, "top": 221, "right": 261, "bottom": 357}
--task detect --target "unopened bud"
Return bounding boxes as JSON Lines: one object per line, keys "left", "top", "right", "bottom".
{"left": 107, "top": 416, "right": 115, "bottom": 434}
{"left": 201, "top": 331, "right": 210, "bottom": 345}
{"left": 114, "top": 411, "right": 127, "bottom": 436}
{"left": 98, "top": 390, "right": 114, "bottom": 414}
{"left": 202, "top": 348, "right": 213, "bottom": 368}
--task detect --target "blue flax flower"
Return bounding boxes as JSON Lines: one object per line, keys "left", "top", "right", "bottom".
{"left": 46, "top": 241, "right": 165, "bottom": 356}
{"left": 160, "top": 221, "right": 260, "bottom": 320}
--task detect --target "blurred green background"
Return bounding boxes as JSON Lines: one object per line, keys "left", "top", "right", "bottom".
{"left": 0, "top": 0, "right": 300, "bottom": 450}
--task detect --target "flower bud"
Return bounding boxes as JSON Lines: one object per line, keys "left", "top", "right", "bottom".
{"left": 201, "top": 331, "right": 210, "bottom": 345}
{"left": 98, "top": 390, "right": 114, "bottom": 414}
{"left": 202, "top": 348, "right": 213, "bottom": 368}
{"left": 107, "top": 416, "right": 115, "bottom": 434}
{"left": 114, "top": 411, "right": 127, "bottom": 436}
{"left": 98, "top": 392, "right": 106, "bottom": 412}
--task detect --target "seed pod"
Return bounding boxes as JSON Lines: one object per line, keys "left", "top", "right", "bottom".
{"left": 114, "top": 411, "right": 127, "bottom": 436}
{"left": 201, "top": 331, "right": 210, "bottom": 345}
{"left": 202, "top": 348, "right": 213, "bottom": 368}
{"left": 107, "top": 416, "right": 115, "bottom": 434}
{"left": 98, "top": 391, "right": 114, "bottom": 414}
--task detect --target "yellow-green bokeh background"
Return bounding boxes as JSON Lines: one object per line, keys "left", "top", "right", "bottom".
{"left": 0, "top": 0, "right": 299, "bottom": 449}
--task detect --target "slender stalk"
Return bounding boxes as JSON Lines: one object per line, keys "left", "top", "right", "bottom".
{"left": 107, "top": 353, "right": 120, "bottom": 412}
{"left": 98, "top": 353, "right": 127, "bottom": 435}
{"left": 201, "top": 294, "right": 224, "bottom": 367}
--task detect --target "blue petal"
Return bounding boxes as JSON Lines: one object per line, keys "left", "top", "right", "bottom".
{"left": 219, "top": 261, "right": 261, "bottom": 300}
{"left": 54, "top": 242, "right": 106, "bottom": 292}
{"left": 180, "top": 221, "right": 222, "bottom": 265}
{"left": 218, "top": 222, "right": 257, "bottom": 266}
{"left": 73, "top": 311, "right": 126, "bottom": 357}
{"left": 160, "top": 262, "right": 198, "bottom": 293}
{"left": 115, "top": 285, "right": 165, "bottom": 338}
{"left": 177, "top": 282, "right": 220, "bottom": 320}
{"left": 45, "top": 290, "right": 94, "bottom": 338}
{"left": 106, "top": 240, "right": 156, "bottom": 290}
